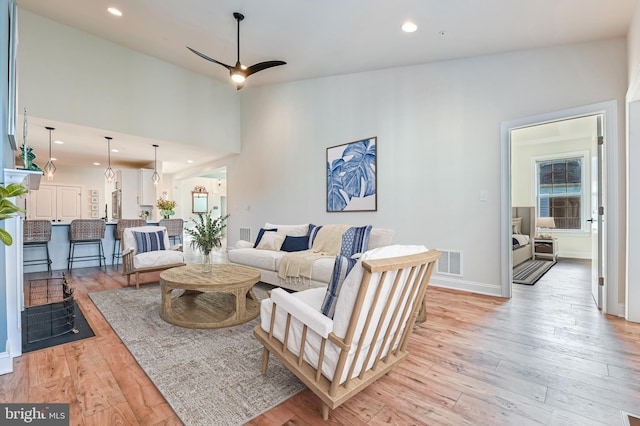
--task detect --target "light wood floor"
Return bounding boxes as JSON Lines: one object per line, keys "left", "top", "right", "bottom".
{"left": 2, "top": 259, "right": 639, "bottom": 425}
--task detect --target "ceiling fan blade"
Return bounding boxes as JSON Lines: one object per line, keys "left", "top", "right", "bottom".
{"left": 186, "top": 46, "right": 233, "bottom": 71}
{"left": 245, "top": 61, "right": 287, "bottom": 77}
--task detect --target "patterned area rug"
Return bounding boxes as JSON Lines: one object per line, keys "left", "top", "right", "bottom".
{"left": 513, "top": 259, "right": 556, "bottom": 285}
{"left": 89, "top": 283, "right": 305, "bottom": 426}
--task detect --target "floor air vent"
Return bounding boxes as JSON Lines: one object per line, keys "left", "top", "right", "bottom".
{"left": 239, "top": 227, "right": 251, "bottom": 242}
{"left": 436, "top": 250, "right": 463, "bottom": 276}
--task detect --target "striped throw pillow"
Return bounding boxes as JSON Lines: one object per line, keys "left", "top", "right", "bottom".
{"left": 133, "top": 230, "right": 166, "bottom": 254}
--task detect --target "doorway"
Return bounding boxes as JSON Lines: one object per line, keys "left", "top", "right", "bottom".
{"left": 500, "top": 101, "right": 621, "bottom": 315}
{"left": 510, "top": 115, "right": 600, "bottom": 305}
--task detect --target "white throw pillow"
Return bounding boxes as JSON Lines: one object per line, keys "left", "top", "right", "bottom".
{"left": 256, "top": 231, "right": 286, "bottom": 251}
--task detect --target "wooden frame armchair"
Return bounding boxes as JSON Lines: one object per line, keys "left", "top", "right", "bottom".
{"left": 254, "top": 245, "right": 440, "bottom": 420}
{"left": 121, "top": 226, "right": 185, "bottom": 289}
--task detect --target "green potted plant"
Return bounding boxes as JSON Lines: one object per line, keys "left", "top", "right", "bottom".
{"left": 185, "top": 211, "right": 229, "bottom": 273}
{"left": 0, "top": 183, "right": 29, "bottom": 246}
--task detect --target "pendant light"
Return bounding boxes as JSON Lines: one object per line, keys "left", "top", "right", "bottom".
{"left": 43, "top": 126, "right": 56, "bottom": 181}
{"left": 152, "top": 144, "right": 160, "bottom": 185}
{"left": 104, "top": 136, "right": 115, "bottom": 183}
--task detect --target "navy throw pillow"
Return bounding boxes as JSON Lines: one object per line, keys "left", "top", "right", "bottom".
{"left": 281, "top": 235, "right": 310, "bottom": 252}
{"left": 254, "top": 228, "right": 277, "bottom": 248}
{"left": 133, "top": 230, "right": 166, "bottom": 254}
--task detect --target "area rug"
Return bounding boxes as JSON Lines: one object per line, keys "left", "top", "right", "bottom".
{"left": 89, "top": 284, "right": 305, "bottom": 426}
{"left": 513, "top": 259, "right": 556, "bottom": 285}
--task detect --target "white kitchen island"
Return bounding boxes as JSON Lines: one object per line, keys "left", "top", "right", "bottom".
{"left": 22, "top": 221, "right": 159, "bottom": 272}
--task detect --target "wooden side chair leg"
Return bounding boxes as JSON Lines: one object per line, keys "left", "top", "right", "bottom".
{"left": 322, "top": 404, "right": 330, "bottom": 420}
{"left": 261, "top": 347, "right": 270, "bottom": 375}
{"left": 135, "top": 273, "right": 140, "bottom": 289}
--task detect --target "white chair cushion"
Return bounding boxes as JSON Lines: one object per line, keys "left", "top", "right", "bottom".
{"left": 260, "top": 287, "right": 343, "bottom": 381}
{"left": 133, "top": 249, "right": 184, "bottom": 269}
{"left": 332, "top": 244, "right": 428, "bottom": 339}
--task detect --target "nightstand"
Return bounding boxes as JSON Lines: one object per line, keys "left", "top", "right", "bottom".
{"left": 534, "top": 238, "right": 558, "bottom": 261}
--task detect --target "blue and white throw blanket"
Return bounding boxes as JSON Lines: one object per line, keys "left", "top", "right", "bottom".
{"left": 321, "top": 225, "right": 372, "bottom": 318}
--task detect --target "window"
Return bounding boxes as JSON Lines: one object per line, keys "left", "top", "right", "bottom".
{"left": 536, "top": 156, "right": 584, "bottom": 230}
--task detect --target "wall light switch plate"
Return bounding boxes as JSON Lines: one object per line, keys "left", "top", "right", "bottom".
{"left": 479, "top": 190, "right": 488, "bottom": 202}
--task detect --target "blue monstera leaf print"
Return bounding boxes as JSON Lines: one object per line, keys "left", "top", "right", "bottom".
{"left": 327, "top": 158, "right": 348, "bottom": 211}
{"left": 340, "top": 140, "right": 376, "bottom": 199}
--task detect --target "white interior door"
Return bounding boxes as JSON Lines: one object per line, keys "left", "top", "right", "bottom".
{"left": 590, "top": 116, "right": 604, "bottom": 309}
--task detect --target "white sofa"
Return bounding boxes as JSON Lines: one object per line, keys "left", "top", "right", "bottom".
{"left": 227, "top": 223, "right": 394, "bottom": 291}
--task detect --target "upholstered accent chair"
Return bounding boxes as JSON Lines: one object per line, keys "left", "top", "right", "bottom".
{"left": 112, "top": 218, "right": 147, "bottom": 266}
{"left": 121, "top": 226, "right": 185, "bottom": 289}
{"left": 254, "top": 245, "right": 440, "bottom": 420}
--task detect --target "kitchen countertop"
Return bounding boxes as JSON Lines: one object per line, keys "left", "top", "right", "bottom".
{"left": 50, "top": 221, "right": 160, "bottom": 226}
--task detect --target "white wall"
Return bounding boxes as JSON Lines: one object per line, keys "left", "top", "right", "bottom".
{"left": 626, "top": 1, "right": 640, "bottom": 321}
{"left": 17, "top": 9, "right": 241, "bottom": 153}
{"left": 175, "top": 177, "right": 227, "bottom": 221}
{"left": 219, "top": 39, "right": 627, "bottom": 296}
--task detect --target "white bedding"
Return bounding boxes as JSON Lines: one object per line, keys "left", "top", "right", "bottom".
{"left": 512, "top": 234, "right": 530, "bottom": 247}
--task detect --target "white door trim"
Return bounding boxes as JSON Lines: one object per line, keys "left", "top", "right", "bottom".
{"left": 500, "top": 101, "right": 620, "bottom": 316}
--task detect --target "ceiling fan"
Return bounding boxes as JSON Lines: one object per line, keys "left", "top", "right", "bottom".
{"left": 187, "top": 12, "right": 286, "bottom": 90}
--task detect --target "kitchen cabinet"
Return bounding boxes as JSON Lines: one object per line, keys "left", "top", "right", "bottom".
{"left": 28, "top": 184, "right": 82, "bottom": 222}
{"left": 138, "top": 169, "right": 156, "bottom": 206}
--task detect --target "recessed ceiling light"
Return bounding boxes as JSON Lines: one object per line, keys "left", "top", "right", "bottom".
{"left": 50, "top": 157, "right": 57, "bottom": 161}
{"left": 111, "top": 149, "right": 119, "bottom": 153}
{"left": 107, "top": 7, "right": 122, "bottom": 17}
{"left": 93, "top": 162, "right": 101, "bottom": 166}
{"left": 187, "top": 160, "right": 194, "bottom": 164}
{"left": 402, "top": 21, "right": 417, "bottom": 33}
{"left": 54, "top": 140, "right": 64, "bottom": 144}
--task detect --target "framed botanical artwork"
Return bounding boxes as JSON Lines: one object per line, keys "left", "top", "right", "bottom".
{"left": 90, "top": 196, "right": 98, "bottom": 204}
{"left": 91, "top": 211, "right": 99, "bottom": 218}
{"left": 91, "top": 204, "right": 99, "bottom": 211}
{"left": 90, "top": 189, "right": 99, "bottom": 197}
{"left": 327, "top": 137, "right": 377, "bottom": 212}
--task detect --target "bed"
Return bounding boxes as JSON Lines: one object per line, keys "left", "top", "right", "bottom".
{"left": 512, "top": 206, "right": 535, "bottom": 267}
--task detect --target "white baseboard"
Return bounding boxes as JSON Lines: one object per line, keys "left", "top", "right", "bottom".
{"left": 0, "top": 346, "right": 14, "bottom": 376}
{"left": 558, "top": 251, "right": 591, "bottom": 260}
{"left": 430, "top": 275, "right": 502, "bottom": 297}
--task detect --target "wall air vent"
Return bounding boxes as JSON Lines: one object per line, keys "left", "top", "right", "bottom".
{"left": 239, "top": 227, "right": 251, "bottom": 242}
{"left": 436, "top": 249, "right": 463, "bottom": 277}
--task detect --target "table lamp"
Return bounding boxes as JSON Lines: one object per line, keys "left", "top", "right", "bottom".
{"left": 536, "top": 217, "right": 556, "bottom": 239}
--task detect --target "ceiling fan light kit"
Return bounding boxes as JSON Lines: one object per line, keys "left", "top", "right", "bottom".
{"left": 187, "top": 12, "right": 286, "bottom": 90}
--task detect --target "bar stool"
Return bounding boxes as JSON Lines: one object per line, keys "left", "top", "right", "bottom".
{"left": 23, "top": 220, "right": 53, "bottom": 272}
{"left": 159, "top": 218, "right": 184, "bottom": 245}
{"left": 68, "top": 219, "right": 107, "bottom": 270}
{"left": 112, "top": 219, "right": 146, "bottom": 266}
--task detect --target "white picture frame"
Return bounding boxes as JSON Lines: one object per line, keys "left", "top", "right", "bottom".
{"left": 91, "top": 204, "right": 99, "bottom": 211}
{"left": 90, "top": 190, "right": 99, "bottom": 197}
{"left": 91, "top": 211, "right": 99, "bottom": 218}
{"left": 90, "top": 196, "right": 98, "bottom": 204}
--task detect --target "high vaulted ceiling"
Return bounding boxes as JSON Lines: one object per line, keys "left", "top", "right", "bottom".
{"left": 15, "top": 0, "right": 636, "bottom": 174}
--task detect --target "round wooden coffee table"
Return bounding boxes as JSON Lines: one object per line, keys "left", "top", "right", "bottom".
{"left": 159, "top": 264, "right": 261, "bottom": 329}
